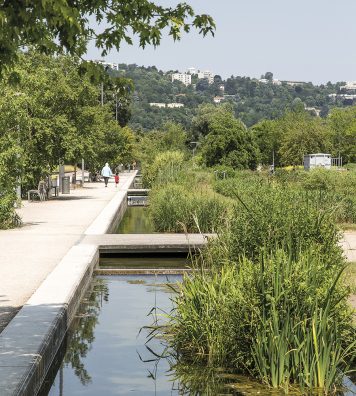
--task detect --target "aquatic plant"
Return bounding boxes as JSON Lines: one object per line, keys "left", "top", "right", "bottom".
{"left": 163, "top": 249, "right": 355, "bottom": 393}
{"left": 149, "top": 183, "right": 230, "bottom": 233}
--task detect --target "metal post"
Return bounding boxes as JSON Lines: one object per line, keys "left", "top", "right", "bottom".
{"left": 81, "top": 158, "right": 85, "bottom": 185}
{"left": 59, "top": 163, "right": 65, "bottom": 192}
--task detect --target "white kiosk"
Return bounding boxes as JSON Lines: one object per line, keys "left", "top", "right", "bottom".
{"left": 303, "top": 153, "right": 332, "bottom": 170}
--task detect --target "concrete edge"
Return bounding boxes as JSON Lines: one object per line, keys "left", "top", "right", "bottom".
{"left": 0, "top": 172, "right": 138, "bottom": 395}
{"left": 84, "top": 171, "right": 137, "bottom": 235}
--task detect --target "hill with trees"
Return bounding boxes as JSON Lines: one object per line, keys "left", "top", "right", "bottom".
{"left": 111, "top": 65, "right": 348, "bottom": 130}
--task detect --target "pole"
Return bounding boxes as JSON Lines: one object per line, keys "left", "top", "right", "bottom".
{"left": 101, "top": 82, "right": 104, "bottom": 106}
{"left": 82, "top": 158, "right": 85, "bottom": 185}
{"left": 59, "top": 162, "right": 65, "bottom": 193}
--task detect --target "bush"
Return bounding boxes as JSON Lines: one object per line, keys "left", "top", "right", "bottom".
{"left": 142, "top": 150, "right": 185, "bottom": 188}
{"left": 149, "top": 183, "right": 230, "bottom": 233}
{"left": 0, "top": 192, "right": 21, "bottom": 229}
{"left": 164, "top": 249, "right": 355, "bottom": 393}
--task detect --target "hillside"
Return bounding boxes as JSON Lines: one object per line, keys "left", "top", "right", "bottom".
{"left": 114, "top": 64, "right": 348, "bottom": 130}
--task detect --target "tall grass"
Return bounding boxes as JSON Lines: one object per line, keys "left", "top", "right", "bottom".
{"left": 164, "top": 249, "right": 355, "bottom": 393}
{"left": 149, "top": 183, "right": 230, "bottom": 233}
{"left": 146, "top": 162, "right": 355, "bottom": 393}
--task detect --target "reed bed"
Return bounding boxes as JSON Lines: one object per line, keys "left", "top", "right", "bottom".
{"left": 146, "top": 155, "right": 356, "bottom": 393}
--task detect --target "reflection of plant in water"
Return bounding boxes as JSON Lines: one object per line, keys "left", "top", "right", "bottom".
{"left": 63, "top": 278, "right": 109, "bottom": 385}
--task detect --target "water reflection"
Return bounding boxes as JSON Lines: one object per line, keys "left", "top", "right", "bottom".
{"left": 41, "top": 274, "right": 356, "bottom": 396}
{"left": 116, "top": 207, "right": 155, "bottom": 234}
{"left": 44, "top": 275, "right": 181, "bottom": 395}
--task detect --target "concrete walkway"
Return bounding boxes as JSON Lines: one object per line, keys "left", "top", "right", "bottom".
{"left": 0, "top": 174, "right": 133, "bottom": 333}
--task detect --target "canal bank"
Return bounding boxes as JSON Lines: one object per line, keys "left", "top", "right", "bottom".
{"left": 0, "top": 171, "right": 355, "bottom": 395}
{"left": 0, "top": 172, "right": 136, "bottom": 395}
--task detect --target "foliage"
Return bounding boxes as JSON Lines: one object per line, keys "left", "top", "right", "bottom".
{"left": 149, "top": 182, "right": 229, "bottom": 233}
{"left": 0, "top": 52, "right": 136, "bottom": 228}
{"left": 163, "top": 249, "right": 354, "bottom": 393}
{"left": 146, "top": 166, "right": 355, "bottom": 393}
{"left": 0, "top": 1, "right": 214, "bottom": 77}
{"left": 137, "top": 122, "right": 188, "bottom": 165}
{"left": 199, "top": 107, "right": 260, "bottom": 169}
{"left": 277, "top": 111, "right": 332, "bottom": 166}
{"left": 143, "top": 150, "right": 185, "bottom": 188}
{"left": 328, "top": 107, "right": 356, "bottom": 163}
{"left": 114, "top": 64, "right": 348, "bottom": 131}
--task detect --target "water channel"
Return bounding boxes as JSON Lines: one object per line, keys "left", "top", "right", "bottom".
{"left": 39, "top": 206, "right": 356, "bottom": 395}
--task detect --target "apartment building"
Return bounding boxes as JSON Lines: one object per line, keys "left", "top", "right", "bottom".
{"left": 171, "top": 73, "right": 192, "bottom": 86}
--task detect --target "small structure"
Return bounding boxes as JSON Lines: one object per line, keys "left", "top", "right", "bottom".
{"left": 304, "top": 153, "right": 331, "bottom": 170}
{"left": 167, "top": 103, "right": 184, "bottom": 108}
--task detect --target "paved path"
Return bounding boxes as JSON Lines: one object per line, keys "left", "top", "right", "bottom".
{"left": 341, "top": 231, "right": 356, "bottom": 262}
{"left": 0, "top": 174, "right": 134, "bottom": 332}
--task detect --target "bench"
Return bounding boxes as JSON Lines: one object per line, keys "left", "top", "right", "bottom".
{"left": 28, "top": 181, "right": 47, "bottom": 202}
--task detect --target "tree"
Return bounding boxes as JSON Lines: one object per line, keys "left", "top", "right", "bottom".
{"left": 200, "top": 108, "right": 260, "bottom": 169}
{"left": 278, "top": 112, "right": 332, "bottom": 166}
{"left": 264, "top": 72, "right": 273, "bottom": 81}
{"left": 0, "top": 1, "right": 215, "bottom": 76}
{"left": 251, "top": 120, "right": 281, "bottom": 165}
{"left": 328, "top": 107, "right": 356, "bottom": 163}
{"left": 196, "top": 79, "right": 210, "bottom": 92}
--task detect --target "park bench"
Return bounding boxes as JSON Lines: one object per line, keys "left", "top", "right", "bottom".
{"left": 27, "top": 180, "right": 47, "bottom": 202}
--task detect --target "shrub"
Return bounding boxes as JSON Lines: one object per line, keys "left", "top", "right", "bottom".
{"left": 0, "top": 192, "right": 21, "bottom": 229}
{"left": 149, "top": 183, "right": 230, "bottom": 233}
{"left": 164, "top": 249, "right": 355, "bottom": 393}
{"left": 142, "top": 150, "right": 185, "bottom": 188}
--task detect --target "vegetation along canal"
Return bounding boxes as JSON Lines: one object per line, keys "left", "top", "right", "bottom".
{"left": 39, "top": 205, "right": 356, "bottom": 395}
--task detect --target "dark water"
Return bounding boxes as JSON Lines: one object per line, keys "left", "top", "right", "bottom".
{"left": 41, "top": 273, "right": 356, "bottom": 396}
{"left": 44, "top": 275, "right": 180, "bottom": 395}
{"left": 100, "top": 256, "right": 190, "bottom": 269}
{"left": 116, "top": 207, "right": 155, "bottom": 234}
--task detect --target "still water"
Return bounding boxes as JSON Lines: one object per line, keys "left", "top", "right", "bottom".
{"left": 116, "top": 207, "right": 155, "bottom": 234}
{"left": 41, "top": 273, "right": 356, "bottom": 396}
{"left": 44, "top": 274, "right": 180, "bottom": 395}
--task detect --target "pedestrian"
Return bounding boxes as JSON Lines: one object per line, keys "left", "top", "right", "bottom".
{"left": 132, "top": 160, "right": 137, "bottom": 171}
{"left": 101, "top": 162, "right": 113, "bottom": 187}
{"left": 127, "top": 163, "right": 131, "bottom": 172}
{"left": 114, "top": 172, "right": 119, "bottom": 188}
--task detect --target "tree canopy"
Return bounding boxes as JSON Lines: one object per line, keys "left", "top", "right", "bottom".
{"left": 199, "top": 107, "right": 260, "bottom": 169}
{"left": 0, "top": 0, "right": 215, "bottom": 76}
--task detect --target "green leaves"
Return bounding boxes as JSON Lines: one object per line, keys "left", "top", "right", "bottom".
{"left": 0, "top": 1, "right": 215, "bottom": 76}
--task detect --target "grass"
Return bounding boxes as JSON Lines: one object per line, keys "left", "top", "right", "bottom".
{"left": 145, "top": 159, "right": 356, "bottom": 393}
{"left": 341, "top": 223, "right": 356, "bottom": 231}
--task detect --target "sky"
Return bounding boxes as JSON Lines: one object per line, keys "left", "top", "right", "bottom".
{"left": 85, "top": 0, "right": 356, "bottom": 84}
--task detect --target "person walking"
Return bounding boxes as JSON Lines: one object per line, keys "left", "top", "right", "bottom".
{"left": 101, "top": 163, "right": 113, "bottom": 187}
{"left": 114, "top": 172, "right": 119, "bottom": 188}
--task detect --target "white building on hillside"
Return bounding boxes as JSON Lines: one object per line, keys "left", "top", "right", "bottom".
{"left": 197, "top": 70, "right": 214, "bottom": 84}
{"left": 187, "top": 67, "right": 197, "bottom": 74}
{"left": 149, "top": 103, "right": 166, "bottom": 108}
{"left": 340, "top": 81, "right": 356, "bottom": 92}
{"left": 167, "top": 103, "right": 184, "bottom": 108}
{"left": 172, "top": 73, "right": 192, "bottom": 86}
{"left": 95, "top": 60, "right": 119, "bottom": 71}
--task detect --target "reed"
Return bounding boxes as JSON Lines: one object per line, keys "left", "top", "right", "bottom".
{"left": 164, "top": 249, "right": 355, "bottom": 393}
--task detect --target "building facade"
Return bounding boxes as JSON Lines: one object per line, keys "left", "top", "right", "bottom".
{"left": 171, "top": 73, "right": 192, "bottom": 86}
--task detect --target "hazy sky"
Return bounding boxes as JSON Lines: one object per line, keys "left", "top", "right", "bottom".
{"left": 85, "top": 0, "right": 356, "bottom": 84}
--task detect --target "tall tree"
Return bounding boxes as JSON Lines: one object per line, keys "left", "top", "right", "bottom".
{"left": 278, "top": 111, "right": 332, "bottom": 166}
{"left": 328, "top": 107, "right": 356, "bottom": 163}
{"left": 200, "top": 107, "right": 259, "bottom": 169}
{"left": 0, "top": 1, "right": 215, "bottom": 76}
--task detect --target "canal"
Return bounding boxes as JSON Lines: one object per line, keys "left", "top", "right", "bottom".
{"left": 39, "top": 206, "right": 356, "bottom": 396}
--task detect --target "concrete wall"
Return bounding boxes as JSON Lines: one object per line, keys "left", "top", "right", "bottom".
{"left": 0, "top": 173, "right": 136, "bottom": 395}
